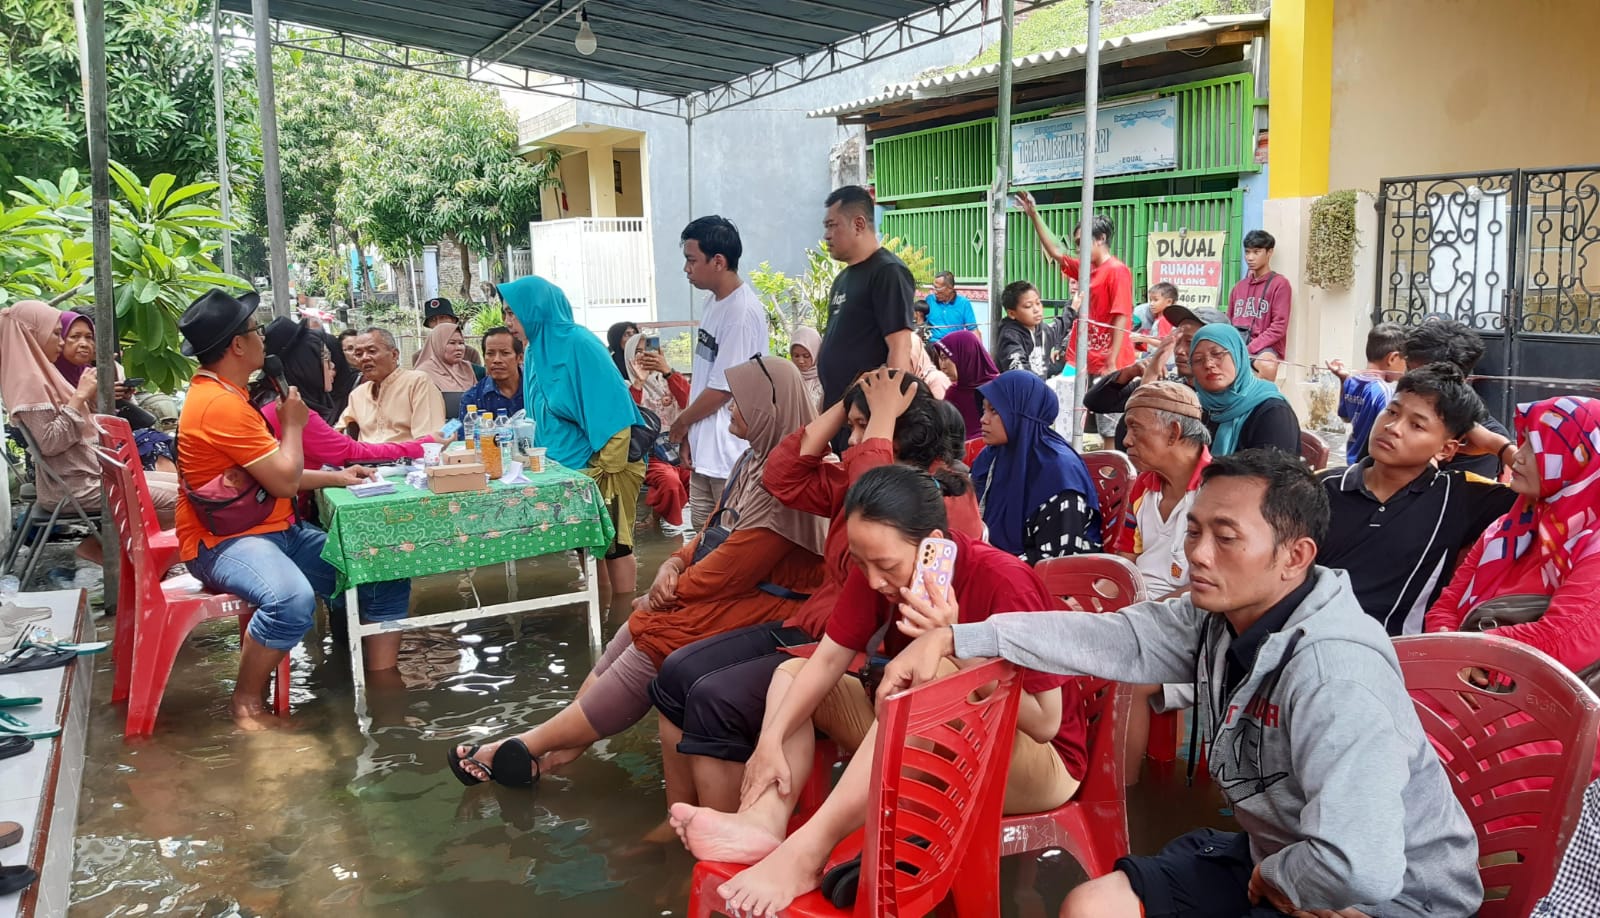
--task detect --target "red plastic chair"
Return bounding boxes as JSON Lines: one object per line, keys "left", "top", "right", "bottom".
{"left": 1299, "top": 431, "right": 1329, "bottom": 471}
{"left": 1082, "top": 450, "right": 1134, "bottom": 539}
{"left": 1035, "top": 554, "right": 1146, "bottom": 613}
{"left": 999, "top": 677, "right": 1133, "bottom": 877}
{"left": 94, "top": 416, "right": 288, "bottom": 737}
{"left": 1036, "top": 554, "right": 1178, "bottom": 762}
{"left": 688, "top": 659, "right": 1023, "bottom": 917}
{"left": 1395, "top": 633, "right": 1600, "bottom": 918}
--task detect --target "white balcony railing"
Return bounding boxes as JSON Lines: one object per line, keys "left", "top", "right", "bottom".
{"left": 528, "top": 217, "right": 654, "bottom": 333}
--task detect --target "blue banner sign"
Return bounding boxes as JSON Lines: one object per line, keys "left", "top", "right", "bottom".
{"left": 1012, "top": 97, "right": 1178, "bottom": 185}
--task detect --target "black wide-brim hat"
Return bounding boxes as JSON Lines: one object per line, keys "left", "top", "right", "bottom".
{"left": 424, "top": 297, "right": 457, "bottom": 322}
{"left": 262, "top": 315, "right": 311, "bottom": 359}
{"left": 180, "top": 288, "right": 258, "bottom": 358}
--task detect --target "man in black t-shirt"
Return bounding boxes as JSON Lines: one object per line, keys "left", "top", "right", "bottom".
{"left": 815, "top": 185, "right": 917, "bottom": 410}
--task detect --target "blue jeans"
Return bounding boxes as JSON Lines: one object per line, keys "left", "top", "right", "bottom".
{"left": 189, "top": 522, "right": 410, "bottom": 651}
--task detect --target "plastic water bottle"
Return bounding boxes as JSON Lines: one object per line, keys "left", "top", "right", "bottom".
{"left": 479, "top": 412, "right": 503, "bottom": 478}
{"left": 462, "top": 404, "right": 478, "bottom": 449}
{"left": 494, "top": 409, "right": 514, "bottom": 458}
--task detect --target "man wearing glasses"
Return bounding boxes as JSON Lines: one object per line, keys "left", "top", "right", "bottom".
{"left": 175, "top": 289, "right": 392, "bottom": 731}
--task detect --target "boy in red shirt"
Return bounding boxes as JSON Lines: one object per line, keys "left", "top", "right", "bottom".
{"left": 1228, "top": 229, "right": 1294, "bottom": 381}
{"left": 1016, "top": 191, "right": 1136, "bottom": 377}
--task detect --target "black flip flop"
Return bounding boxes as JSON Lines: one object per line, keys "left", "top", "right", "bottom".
{"left": 0, "top": 864, "right": 36, "bottom": 896}
{"left": 0, "top": 736, "right": 32, "bottom": 762}
{"left": 446, "top": 739, "right": 541, "bottom": 788}
{"left": 0, "top": 646, "right": 75, "bottom": 675}
{"left": 0, "top": 821, "right": 20, "bottom": 849}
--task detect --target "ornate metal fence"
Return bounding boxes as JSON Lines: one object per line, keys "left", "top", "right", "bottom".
{"left": 1374, "top": 166, "right": 1600, "bottom": 417}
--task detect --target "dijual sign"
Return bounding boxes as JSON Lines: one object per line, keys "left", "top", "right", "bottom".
{"left": 1011, "top": 97, "right": 1178, "bottom": 185}
{"left": 1148, "top": 230, "right": 1228, "bottom": 310}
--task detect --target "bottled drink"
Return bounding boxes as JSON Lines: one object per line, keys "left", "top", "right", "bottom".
{"left": 462, "top": 405, "right": 478, "bottom": 450}
{"left": 494, "top": 409, "right": 514, "bottom": 459}
{"left": 479, "top": 412, "right": 502, "bottom": 478}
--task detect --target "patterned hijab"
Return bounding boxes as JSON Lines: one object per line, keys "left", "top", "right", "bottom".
{"left": 625, "top": 332, "right": 680, "bottom": 429}
{"left": 413, "top": 322, "right": 477, "bottom": 392}
{"left": 1459, "top": 396, "right": 1600, "bottom": 610}
{"left": 1190, "top": 324, "right": 1286, "bottom": 455}
{"left": 718, "top": 355, "right": 828, "bottom": 557}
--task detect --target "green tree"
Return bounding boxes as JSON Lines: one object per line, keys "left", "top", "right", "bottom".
{"left": 335, "top": 75, "right": 557, "bottom": 285}
{"left": 0, "top": 164, "right": 247, "bottom": 393}
{"left": 0, "top": 0, "right": 258, "bottom": 190}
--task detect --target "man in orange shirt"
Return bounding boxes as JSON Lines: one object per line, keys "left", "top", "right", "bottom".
{"left": 176, "top": 290, "right": 407, "bottom": 730}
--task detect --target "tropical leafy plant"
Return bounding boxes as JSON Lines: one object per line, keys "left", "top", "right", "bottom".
{"left": 750, "top": 237, "right": 936, "bottom": 352}
{"left": 0, "top": 164, "right": 247, "bottom": 393}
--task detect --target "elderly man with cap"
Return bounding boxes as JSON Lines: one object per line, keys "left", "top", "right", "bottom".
{"left": 1085, "top": 303, "right": 1228, "bottom": 450}
{"left": 1108, "top": 381, "right": 1213, "bottom": 600}
{"left": 175, "top": 289, "right": 410, "bottom": 730}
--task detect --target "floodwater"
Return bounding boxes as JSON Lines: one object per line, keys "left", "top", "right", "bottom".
{"left": 69, "top": 526, "right": 1232, "bottom": 917}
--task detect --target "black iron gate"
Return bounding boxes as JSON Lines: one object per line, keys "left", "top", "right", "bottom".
{"left": 1373, "top": 166, "right": 1600, "bottom": 421}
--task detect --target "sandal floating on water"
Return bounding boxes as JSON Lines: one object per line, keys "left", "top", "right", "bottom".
{"left": 0, "top": 646, "right": 76, "bottom": 675}
{"left": 0, "top": 820, "right": 20, "bottom": 849}
{"left": 446, "top": 738, "right": 541, "bottom": 789}
{"left": 0, "top": 696, "right": 41, "bottom": 708}
{"left": 0, "top": 864, "right": 37, "bottom": 896}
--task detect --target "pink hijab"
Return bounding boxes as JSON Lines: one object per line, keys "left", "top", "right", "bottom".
{"left": 0, "top": 301, "right": 90, "bottom": 438}
{"left": 413, "top": 322, "right": 477, "bottom": 391}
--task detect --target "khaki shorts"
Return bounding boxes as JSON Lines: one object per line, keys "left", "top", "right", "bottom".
{"left": 776, "top": 657, "right": 1080, "bottom": 815}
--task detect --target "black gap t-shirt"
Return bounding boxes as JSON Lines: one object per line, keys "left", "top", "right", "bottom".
{"left": 817, "top": 247, "right": 915, "bottom": 408}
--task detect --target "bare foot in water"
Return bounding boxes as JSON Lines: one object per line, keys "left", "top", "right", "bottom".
{"left": 231, "top": 697, "right": 279, "bottom": 732}
{"left": 716, "top": 842, "right": 830, "bottom": 916}
{"left": 669, "top": 802, "right": 784, "bottom": 865}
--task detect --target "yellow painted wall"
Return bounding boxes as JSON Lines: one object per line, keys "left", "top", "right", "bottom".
{"left": 1267, "top": 0, "right": 1332, "bottom": 199}
{"left": 1329, "top": 0, "right": 1600, "bottom": 190}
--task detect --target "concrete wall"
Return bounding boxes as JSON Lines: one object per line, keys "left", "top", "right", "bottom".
{"left": 1328, "top": 0, "right": 1600, "bottom": 190}
{"left": 566, "top": 30, "right": 990, "bottom": 323}
{"left": 614, "top": 149, "right": 644, "bottom": 217}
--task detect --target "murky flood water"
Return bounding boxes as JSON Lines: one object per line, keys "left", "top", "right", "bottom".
{"left": 69, "top": 526, "right": 1231, "bottom": 917}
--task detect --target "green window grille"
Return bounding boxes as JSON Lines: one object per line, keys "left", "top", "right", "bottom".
{"left": 871, "top": 118, "right": 995, "bottom": 203}
{"left": 880, "top": 202, "right": 989, "bottom": 283}
{"left": 883, "top": 189, "right": 1244, "bottom": 307}
{"left": 873, "top": 73, "right": 1259, "bottom": 203}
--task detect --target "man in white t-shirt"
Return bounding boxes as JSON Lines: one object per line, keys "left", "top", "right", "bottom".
{"left": 1110, "top": 381, "right": 1212, "bottom": 598}
{"left": 666, "top": 216, "right": 770, "bottom": 530}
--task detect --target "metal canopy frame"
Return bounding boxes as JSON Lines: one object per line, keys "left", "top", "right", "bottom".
{"left": 220, "top": 0, "right": 1060, "bottom": 120}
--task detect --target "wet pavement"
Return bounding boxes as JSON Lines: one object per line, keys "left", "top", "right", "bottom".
{"left": 68, "top": 525, "right": 1233, "bottom": 916}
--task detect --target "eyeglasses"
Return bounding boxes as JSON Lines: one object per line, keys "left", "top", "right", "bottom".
{"left": 242, "top": 324, "right": 266, "bottom": 339}
{"left": 750, "top": 355, "right": 778, "bottom": 407}
{"left": 1190, "top": 347, "right": 1233, "bottom": 368}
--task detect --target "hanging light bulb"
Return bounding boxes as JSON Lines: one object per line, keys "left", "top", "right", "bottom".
{"left": 574, "top": 9, "right": 597, "bottom": 55}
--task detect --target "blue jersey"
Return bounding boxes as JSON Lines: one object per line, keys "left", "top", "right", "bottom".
{"left": 1339, "top": 373, "right": 1395, "bottom": 465}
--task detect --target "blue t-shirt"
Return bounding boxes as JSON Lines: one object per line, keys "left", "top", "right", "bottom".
{"left": 924, "top": 293, "right": 977, "bottom": 341}
{"left": 458, "top": 374, "right": 525, "bottom": 437}
{"left": 1339, "top": 373, "right": 1395, "bottom": 464}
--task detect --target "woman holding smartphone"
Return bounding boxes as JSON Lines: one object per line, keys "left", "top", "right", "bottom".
{"left": 669, "top": 465, "right": 1086, "bottom": 916}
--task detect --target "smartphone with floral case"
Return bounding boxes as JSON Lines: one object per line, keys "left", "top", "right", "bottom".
{"left": 906, "top": 537, "right": 957, "bottom": 605}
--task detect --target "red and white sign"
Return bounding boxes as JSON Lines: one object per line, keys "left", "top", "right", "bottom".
{"left": 1147, "top": 231, "right": 1227, "bottom": 310}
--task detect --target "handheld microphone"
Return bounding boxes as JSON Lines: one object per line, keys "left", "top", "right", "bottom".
{"left": 263, "top": 355, "right": 290, "bottom": 400}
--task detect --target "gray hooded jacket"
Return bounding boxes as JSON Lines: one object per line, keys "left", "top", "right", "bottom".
{"left": 952, "top": 566, "right": 1482, "bottom": 916}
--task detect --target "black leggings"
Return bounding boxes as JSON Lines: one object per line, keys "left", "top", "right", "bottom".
{"left": 648, "top": 622, "right": 812, "bottom": 763}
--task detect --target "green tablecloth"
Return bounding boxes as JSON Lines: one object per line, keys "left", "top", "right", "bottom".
{"left": 318, "top": 463, "right": 616, "bottom": 590}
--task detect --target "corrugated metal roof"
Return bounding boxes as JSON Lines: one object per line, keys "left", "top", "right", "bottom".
{"left": 220, "top": 0, "right": 951, "bottom": 99}
{"left": 809, "top": 13, "right": 1266, "bottom": 118}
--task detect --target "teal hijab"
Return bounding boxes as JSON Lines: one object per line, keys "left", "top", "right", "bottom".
{"left": 498, "top": 276, "right": 641, "bottom": 469}
{"left": 1190, "top": 324, "right": 1286, "bottom": 456}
